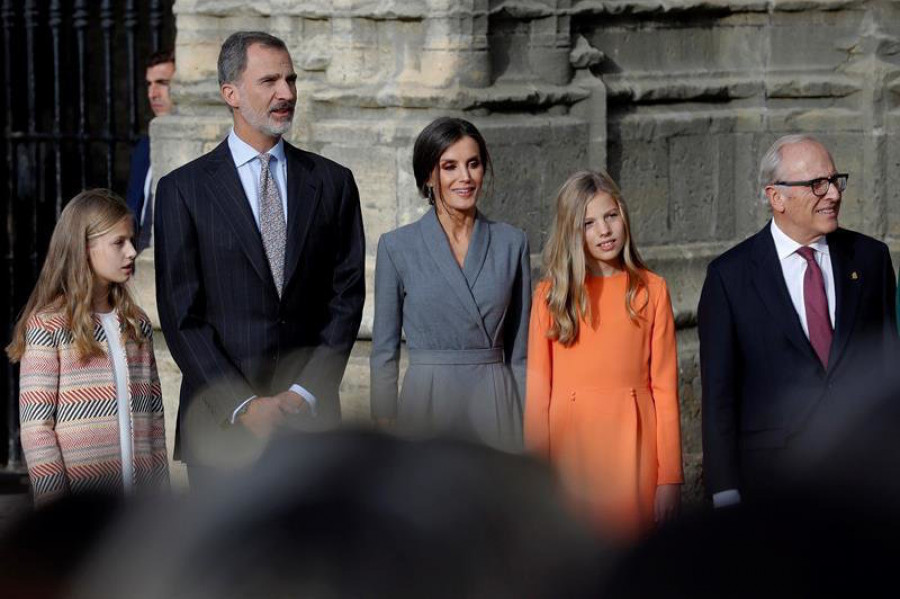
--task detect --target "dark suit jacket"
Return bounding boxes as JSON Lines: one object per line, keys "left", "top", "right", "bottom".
{"left": 699, "top": 223, "right": 898, "bottom": 496}
{"left": 154, "top": 139, "right": 365, "bottom": 464}
{"left": 127, "top": 134, "right": 150, "bottom": 231}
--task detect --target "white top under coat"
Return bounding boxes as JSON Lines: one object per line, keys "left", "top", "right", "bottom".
{"left": 98, "top": 311, "right": 134, "bottom": 493}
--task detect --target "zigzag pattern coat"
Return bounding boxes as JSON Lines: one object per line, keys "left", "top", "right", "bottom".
{"left": 18, "top": 309, "right": 168, "bottom": 505}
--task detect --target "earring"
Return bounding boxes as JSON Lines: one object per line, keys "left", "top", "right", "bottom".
{"left": 427, "top": 186, "right": 435, "bottom": 205}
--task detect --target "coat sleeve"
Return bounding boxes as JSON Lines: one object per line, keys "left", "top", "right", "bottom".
{"left": 145, "top": 327, "right": 170, "bottom": 488}
{"left": 895, "top": 263, "right": 900, "bottom": 337}
{"left": 879, "top": 246, "right": 899, "bottom": 363}
{"left": 154, "top": 173, "right": 256, "bottom": 426}
{"left": 19, "top": 315, "right": 69, "bottom": 505}
{"left": 524, "top": 282, "right": 553, "bottom": 460}
{"left": 698, "top": 262, "right": 741, "bottom": 494}
{"left": 649, "top": 279, "right": 684, "bottom": 485}
{"left": 503, "top": 232, "right": 532, "bottom": 403}
{"left": 370, "top": 236, "right": 403, "bottom": 420}
{"left": 293, "top": 168, "right": 365, "bottom": 418}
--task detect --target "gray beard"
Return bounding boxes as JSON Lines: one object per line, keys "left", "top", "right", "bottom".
{"left": 241, "top": 105, "right": 293, "bottom": 137}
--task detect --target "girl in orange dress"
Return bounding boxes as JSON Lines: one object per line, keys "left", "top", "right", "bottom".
{"left": 525, "top": 170, "right": 683, "bottom": 542}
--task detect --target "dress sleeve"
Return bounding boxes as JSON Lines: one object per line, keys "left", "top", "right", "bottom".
{"left": 503, "top": 232, "right": 532, "bottom": 403}
{"left": 370, "top": 236, "right": 404, "bottom": 420}
{"left": 524, "top": 282, "right": 553, "bottom": 460}
{"left": 19, "top": 315, "right": 70, "bottom": 504}
{"left": 649, "top": 279, "right": 684, "bottom": 485}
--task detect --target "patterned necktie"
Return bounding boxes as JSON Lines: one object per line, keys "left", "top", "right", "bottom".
{"left": 258, "top": 153, "right": 286, "bottom": 296}
{"left": 797, "top": 246, "right": 832, "bottom": 368}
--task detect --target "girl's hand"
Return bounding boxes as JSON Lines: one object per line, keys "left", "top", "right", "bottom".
{"left": 654, "top": 484, "right": 681, "bottom": 524}
{"left": 375, "top": 417, "right": 395, "bottom": 430}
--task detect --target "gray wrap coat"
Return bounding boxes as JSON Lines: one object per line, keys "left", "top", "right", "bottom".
{"left": 370, "top": 209, "right": 531, "bottom": 450}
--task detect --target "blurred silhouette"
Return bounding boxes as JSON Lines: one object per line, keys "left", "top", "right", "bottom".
{"left": 72, "top": 431, "right": 606, "bottom": 599}
{"left": 0, "top": 494, "right": 125, "bottom": 599}
{"left": 606, "top": 372, "right": 900, "bottom": 598}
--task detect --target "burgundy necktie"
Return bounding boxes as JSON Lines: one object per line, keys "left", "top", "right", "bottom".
{"left": 797, "top": 246, "right": 832, "bottom": 368}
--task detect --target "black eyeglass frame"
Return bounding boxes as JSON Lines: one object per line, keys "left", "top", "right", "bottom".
{"left": 773, "top": 173, "right": 849, "bottom": 198}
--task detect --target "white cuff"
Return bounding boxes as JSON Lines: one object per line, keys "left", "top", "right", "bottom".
{"left": 230, "top": 395, "right": 258, "bottom": 424}
{"left": 712, "top": 489, "right": 741, "bottom": 508}
{"left": 290, "top": 384, "right": 318, "bottom": 418}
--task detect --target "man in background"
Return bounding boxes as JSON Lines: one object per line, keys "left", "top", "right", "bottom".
{"left": 127, "top": 49, "right": 175, "bottom": 253}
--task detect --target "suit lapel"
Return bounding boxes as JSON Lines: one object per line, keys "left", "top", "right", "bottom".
{"left": 420, "top": 209, "right": 491, "bottom": 343}
{"left": 462, "top": 212, "right": 490, "bottom": 288}
{"left": 202, "top": 140, "right": 274, "bottom": 290}
{"left": 750, "top": 225, "right": 821, "bottom": 366}
{"left": 827, "top": 230, "right": 861, "bottom": 371}
{"left": 282, "top": 142, "right": 321, "bottom": 289}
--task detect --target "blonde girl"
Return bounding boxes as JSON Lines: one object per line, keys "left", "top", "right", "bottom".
{"left": 6, "top": 189, "right": 168, "bottom": 505}
{"left": 524, "top": 170, "right": 683, "bottom": 542}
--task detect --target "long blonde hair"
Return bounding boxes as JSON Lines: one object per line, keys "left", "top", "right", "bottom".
{"left": 542, "top": 170, "right": 650, "bottom": 346}
{"left": 6, "top": 189, "right": 146, "bottom": 362}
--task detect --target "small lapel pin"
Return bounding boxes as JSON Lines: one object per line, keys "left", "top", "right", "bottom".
{"left": 851, "top": 272, "right": 859, "bottom": 280}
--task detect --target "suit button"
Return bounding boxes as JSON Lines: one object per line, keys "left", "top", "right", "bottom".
{"left": 279, "top": 319, "right": 287, "bottom": 325}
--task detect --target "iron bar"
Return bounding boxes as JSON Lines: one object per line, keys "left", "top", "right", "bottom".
{"left": 150, "top": 0, "right": 163, "bottom": 52}
{"left": 125, "top": 0, "right": 138, "bottom": 140}
{"left": 2, "top": 0, "right": 20, "bottom": 469}
{"left": 73, "top": 0, "right": 88, "bottom": 189}
{"left": 23, "top": 0, "right": 37, "bottom": 283}
{"left": 49, "top": 0, "right": 63, "bottom": 216}
{"left": 101, "top": 1, "right": 114, "bottom": 190}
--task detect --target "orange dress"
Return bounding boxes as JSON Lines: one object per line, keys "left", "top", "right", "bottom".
{"left": 525, "top": 271, "right": 683, "bottom": 541}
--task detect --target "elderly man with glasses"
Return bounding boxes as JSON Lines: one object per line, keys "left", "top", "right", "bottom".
{"left": 698, "top": 134, "right": 899, "bottom": 506}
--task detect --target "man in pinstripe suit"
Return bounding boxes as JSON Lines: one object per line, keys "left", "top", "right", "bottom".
{"left": 154, "top": 32, "right": 365, "bottom": 477}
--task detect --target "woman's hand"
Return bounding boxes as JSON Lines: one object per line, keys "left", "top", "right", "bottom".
{"left": 654, "top": 484, "right": 681, "bottom": 524}
{"left": 375, "top": 417, "right": 395, "bottom": 430}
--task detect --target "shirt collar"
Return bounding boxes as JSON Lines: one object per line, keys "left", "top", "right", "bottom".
{"left": 770, "top": 219, "right": 830, "bottom": 261}
{"left": 227, "top": 128, "right": 285, "bottom": 168}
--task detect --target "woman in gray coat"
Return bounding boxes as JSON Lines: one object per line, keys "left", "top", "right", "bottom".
{"left": 370, "top": 118, "right": 531, "bottom": 451}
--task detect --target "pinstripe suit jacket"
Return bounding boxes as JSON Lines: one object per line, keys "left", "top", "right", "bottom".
{"left": 19, "top": 309, "right": 168, "bottom": 505}
{"left": 154, "top": 139, "right": 365, "bottom": 464}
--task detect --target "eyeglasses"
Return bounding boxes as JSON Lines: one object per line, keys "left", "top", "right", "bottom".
{"left": 774, "top": 173, "right": 849, "bottom": 198}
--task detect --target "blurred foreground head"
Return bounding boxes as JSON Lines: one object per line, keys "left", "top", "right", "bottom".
{"left": 73, "top": 431, "right": 605, "bottom": 599}
{"left": 607, "top": 372, "right": 900, "bottom": 598}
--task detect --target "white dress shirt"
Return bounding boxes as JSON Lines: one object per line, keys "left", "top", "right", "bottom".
{"left": 226, "top": 129, "right": 317, "bottom": 421}
{"left": 227, "top": 128, "right": 289, "bottom": 227}
{"left": 770, "top": 219, "right": 836, "bottom": 333}
{"left": 713, "top": 220, "right": 837, "bottom": 509}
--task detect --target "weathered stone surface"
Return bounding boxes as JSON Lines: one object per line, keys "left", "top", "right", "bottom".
{"left": 569, "top": 35, "right": 605, "bottom": 69}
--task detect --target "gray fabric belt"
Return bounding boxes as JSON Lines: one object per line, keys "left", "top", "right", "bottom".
{"left": 408, "top": 348, "right": 504, "bottom": 365}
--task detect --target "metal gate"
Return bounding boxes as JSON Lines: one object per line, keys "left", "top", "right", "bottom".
{"left": 0, "top": 0, "right": 175, "bottom": 477}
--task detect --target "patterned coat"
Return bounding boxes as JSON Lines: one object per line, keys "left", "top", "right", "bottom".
{"left": 19, "top": 308, "right": 169, "bottom": 505}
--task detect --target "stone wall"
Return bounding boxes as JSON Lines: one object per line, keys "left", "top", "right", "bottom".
{"left": 143, "top": 0, "right": 900, "bottom": 498}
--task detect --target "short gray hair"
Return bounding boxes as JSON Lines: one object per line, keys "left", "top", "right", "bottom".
{"left": 217, "top": 31, "right": 289, "bottom": 86}
{"left": 757, "top": 133, "right": 830, "bottom": 203}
